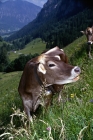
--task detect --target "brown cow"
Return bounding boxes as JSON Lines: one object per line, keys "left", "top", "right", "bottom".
{"left": 18, "top": 47, "right": 81, "bottom": 121}
{"left": 81, "top": 26, "right": 93, "bottom": 58}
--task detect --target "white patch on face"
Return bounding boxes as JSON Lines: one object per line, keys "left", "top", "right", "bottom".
{"left": 54, "top": 66, "right": 80, "bottom": 85}
{"left": 55, "top": 79, "right": 76, "bottom": 84}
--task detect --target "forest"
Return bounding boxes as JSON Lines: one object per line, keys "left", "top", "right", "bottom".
{"left": 0, "top": 8, "right": 93, "bottom": 72}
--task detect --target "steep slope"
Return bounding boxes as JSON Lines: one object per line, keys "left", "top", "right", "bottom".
{"left": 40, "top": 0, "right": 86, "bottom": 21}
{"left": 7, "top": 0, "right": 87, "bottom": 41}
{"left": 0, "top": 0, "right": 41, "bottom": 35}
{"left": 1, "top": 36, "right": 93, "bottom": 139}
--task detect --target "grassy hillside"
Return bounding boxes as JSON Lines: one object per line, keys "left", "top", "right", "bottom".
{"left": 9, "top": 38, "right": 46, "bottom": 61}
{"left": 0, "top": 71, "right": 22, "bottom": 126}
{"left": 0, "top": 36, "right": 93, "bottom": 139}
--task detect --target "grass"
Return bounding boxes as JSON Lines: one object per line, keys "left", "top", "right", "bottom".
{"left": 0, "top": 35, "right": 93, "bottom": 139}
{"left": 9, "top": 38, "right": 46, "bottom": 61}
{"left": 0, "top": 71, "right": 23, "bottom": 127}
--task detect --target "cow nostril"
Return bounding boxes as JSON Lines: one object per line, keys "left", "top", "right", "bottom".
{"left": 74, "top": 66, "right": 81, "bottom": 73}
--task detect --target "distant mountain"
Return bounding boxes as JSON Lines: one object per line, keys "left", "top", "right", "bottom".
{"left": 7, "top": 0, "right": 88, "bottom": 40}
{"left": 0, "top": 0, "right": 41, "bottom": 35}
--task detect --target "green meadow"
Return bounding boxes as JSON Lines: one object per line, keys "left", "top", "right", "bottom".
{"left": 9, "top": 38, "right": 46, "bottom": 61}
{"left": 0, "top": 36, "right": 93, "bottom": 140}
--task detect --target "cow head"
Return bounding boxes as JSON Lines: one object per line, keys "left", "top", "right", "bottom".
{"left": 37, "top": 47, "right": 81, "bottom": 86}
{"left": 80, "top": 26, "right": 93, "bottom": 58}
{"left": 80, "top": 26, "right": 93, "bottom": 45}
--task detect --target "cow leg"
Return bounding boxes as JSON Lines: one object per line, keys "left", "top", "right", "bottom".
{"left": 88, "top": 45, "right": 92, "bottom": 59}
{"left": 87, "top": 45, "right": 92, "bottom": 59}
{"left": 22, "top": 98, "right": 33, "bottom": 122}
{"left": 88, "top": 52, "right": 92, "bottom": 59}
{"left": 24, "top": 105, "right": 33, "bottom": 122}
{"left": 58, "top": 92, "right": 62, "bottom": 103}
{"left": 33, "top": 98, "right": 41, "bottom": 112}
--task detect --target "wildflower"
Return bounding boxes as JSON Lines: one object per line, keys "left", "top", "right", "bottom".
{"left": 46, "top": 126, "right": 51, "bottom": 131}
{"left": 89, "top": 99, "right": 93, "bottom": 103}
{"left": 70, "top": 94, "right": 74, "bottom": 98}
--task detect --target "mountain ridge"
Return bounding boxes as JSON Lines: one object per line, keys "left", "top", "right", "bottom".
{"left": 7, "top": 0, "right": 87, "bottom": 41}
{"left": 0, "top": 0, "right": 41, "bottom": 35}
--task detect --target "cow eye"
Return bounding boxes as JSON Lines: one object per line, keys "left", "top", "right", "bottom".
{"left": 49, "top": 64, "right": 55, "bottom": 67}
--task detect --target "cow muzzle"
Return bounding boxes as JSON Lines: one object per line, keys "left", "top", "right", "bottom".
{"left": 71, "top": 66, "right": 81, "bottom": 82}
{"left": 54, "top": 66, "right": 81, "bottom": 85}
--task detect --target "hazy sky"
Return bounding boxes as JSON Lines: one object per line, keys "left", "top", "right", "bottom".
{"left": 0, "top": 0, "right": 48, "bottom": 7}
{"left": 25, "top": 0, "right": 47, "bottom": 7}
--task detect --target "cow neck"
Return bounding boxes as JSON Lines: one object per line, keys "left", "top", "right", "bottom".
{"left": 33, "top": 65, "right": 43, "bottom": 86}
{"left": 34, "top": 65, "right": 55, "bottom": 94}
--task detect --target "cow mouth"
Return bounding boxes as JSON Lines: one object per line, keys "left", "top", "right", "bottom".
{"left": 72, "top": 75, "right": 80, "bottom": 82}
{"left": 54, "top": 75, "right": 80, "bottom": 85}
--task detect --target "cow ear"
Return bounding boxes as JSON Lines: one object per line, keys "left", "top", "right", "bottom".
{"left": 38, "top": 63, "right": 46, "bottom": 74}
{"left": 80, "top": 31, "right": 85, "bottom": 34}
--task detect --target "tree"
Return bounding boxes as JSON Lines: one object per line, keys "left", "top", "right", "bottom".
{"left": 0, "top": 36, "right": 3, "bottom": 42}
{"left": 0, "top": 44, "right": 9, "bottom": 71}
{"left": 5, "top": 53, "right": 39, "bottom": 72}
